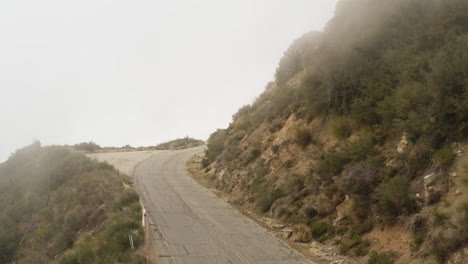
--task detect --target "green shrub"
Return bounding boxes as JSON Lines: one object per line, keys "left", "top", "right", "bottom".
{"left": 433, "top": 147, "right": 455, "bottom": 168}
{"left": 153, "top": 137, "right": 205, "bottom": 150}
{"left": 74, "top": 246, "right": 95, "bottom": 264}
{"left": 351, "top": 219, "right": 373, "bottom": 235}
{"left": 203, "top": 129, "right": 227, "bottom": 167}
{"left": 368, "top": 251, "right": 396, "bottom": 264}
{"left": 234, "top": 120, "right": 251, "bottom": 132}
{"left": 304, "top": 207, "right": 318, "bottom": 218}
{"left": 409, "top": 236, "right": 424, "bottom": 252}
{"left": 341, "top": 137, "right": 376, "bottom": 162}
{"left": 431, "top": 209, "right": 449, "bottom": 226}
{"left": 97, "top": 162, "right": 114, "bottom": 171}
{"left": 201, "top": 158, "right": 211, "bottom": 168}
{"left": 269, "top": 119, "right": 283, "bottom": 133}
{"left": 250, "top": 176, "right": 265, "bottom": 193}
{"left": 317, "top": 151, "right": 349, "bottom": 181}
{"left": 284, "top": 159, "right": 295, "bottom": 168}
{"left": 331, "top": 118, "right": 352, "bottom": 140}
{"left": 292, "top": 125, "right": 312, "bottom": 147}
{"left": 246, "top": 149, "right": 262, "bottom": 164}
{"left": 374, "top": 176, "right": 417, "bottom": 224}
{"left": 339, "top": 235, "right": 368, "bottom": 256}
{"left": 455, "top": 201, "right": 468, "bottom": 231}
{"left": 271, "top": 145, "right": 280, "bottom": 153}
{"left": 117, "top": 191, "right": 140, "bottom": 208}
{"left": 310, "top": 221, "right": 335, "bottom": 241}
{"left": 74, "top": 141, "right": 101, "bottom": 152}
{"left": 428, "top": 232, "right": 450, "bottom": 262}
{"left": 255, "top": 188, "right": 285, "bottom": 213}
{"left": 355, "top": 244, "right": 370, "bottom": 256}
{"left": 339, "top": 162, "right": 378, "bottom": 197}
{"left": 317, "top": 138, "right": 376, "bottom": 181}
{"left": 59, "top": 253, "right": 79, "bottom": 264}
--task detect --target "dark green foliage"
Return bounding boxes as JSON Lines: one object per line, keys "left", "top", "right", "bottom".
{"left": 0, "top": 144, "right": 143, "bottom": 263}
{"left": 117, "top": 191, "right": 140, "bottom": 208}
{"left": 202, "top": 129, "right": 227, "bottom": 167}
{"left": 374, "top": 176, "right": 417, "bottom": 223}
{"left": 431, "top": 209, "right": 449, "bottom": 226}
{"left": 433, "top": 147, "right": 456, "bottom": 168}
{"left": 340, "top": 162, "right": 379, "bottom": 196}
{"left": 0, "top": 225, "right": 20, "bottom": 263}
{"left": 317, "top": 151, "right": 349, "bottom": 181}
{"left": 275, "top": 0, "right": 468, "bottom": 143}
{"left": 275, "top": 32, "right": 322, "bottom": 87}
{"left": 153, "top": 137, "right": 204, "bottom": 150}
{"left": 246, "top": 149, "right": 262, "bottom": 164}
{"left": 304, "top": 207, "right": 318, "bottom": 218}
{"left": 310, "top": 221, "right": 335, "bottom": 241}
{"left": 368, "top": 251, "right": 396, "bottom": 264}
{"left": 255, "top": 188, "right": 285, "bottom": 213}
{"left": 331, "top": 118, "right": 352, "bottom": 140}
{"left": 339, "top": 235, "right": 371, "bottom": 256}
{"left": 292, "top": 125, "right": 312, "bottom": 147}
{"left": 74, "top": 141, "right": 101, "bottom": 152}
{"left": 351, "top": 219, "right": 374, "bottom": 235}
{"left": 317, "top": 137, "right": 376, "bottom": 181}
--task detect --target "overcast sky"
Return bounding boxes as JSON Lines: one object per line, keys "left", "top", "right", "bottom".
{"left": 0, "top": 0, "right": 339, "bottom": 161}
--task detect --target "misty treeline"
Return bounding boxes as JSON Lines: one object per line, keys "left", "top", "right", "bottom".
{"left": 0, "top": 142, "right": 145, "bottom": 263}
{"left": 210, "top": 0, "right": 468, "bottom": 165}
{"left": 261, "top": 0, "right": 465, "bottom": 145}
{"left": 202, "top": 0, "right": 467, "bottom": 262}
{"left": 204, "top": 0, "right": 467, "bottom": 167}
{"left": 152, "top": 137, "right": 205, "bottom": 150}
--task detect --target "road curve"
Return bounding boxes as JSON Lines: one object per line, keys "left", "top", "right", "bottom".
{"left": 134, "top": 146, "right": 314, "bottom": 264}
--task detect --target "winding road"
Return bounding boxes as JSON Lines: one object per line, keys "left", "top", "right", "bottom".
{"left": 134, "top": 146, "right": 314, "bottom": 264}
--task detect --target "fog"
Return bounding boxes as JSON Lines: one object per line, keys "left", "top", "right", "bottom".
{"left": 0, "top": 0, "right": 338, "bottom": 161}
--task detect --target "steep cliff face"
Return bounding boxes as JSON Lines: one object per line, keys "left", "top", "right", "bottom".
{"left": 200, "top": 0, "right": 468, "bottom": 263}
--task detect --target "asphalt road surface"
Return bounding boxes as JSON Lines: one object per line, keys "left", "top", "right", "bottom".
{"left": 134, "top": 146, "right": 314, "bottom": 264}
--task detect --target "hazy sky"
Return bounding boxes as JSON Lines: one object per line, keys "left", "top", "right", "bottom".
{"left": 0, "top": 0, "right": 339, "bottom": 161}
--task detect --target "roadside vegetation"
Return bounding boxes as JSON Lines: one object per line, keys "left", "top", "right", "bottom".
{"left": 0, "top": 142, "right": 144, "bottom": 264}
{"left": 200, "top": 0, "right": 468, "bottom": 263}
{"left": 73, "top": 137, "right": 204, "bottom": 154}
{"left": 152, "top": 137, "right": 205, "bottom": 150}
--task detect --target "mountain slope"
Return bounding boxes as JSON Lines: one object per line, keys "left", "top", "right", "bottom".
{"left": 199, "top": 0, "right": 468, "bottom": 263}
{"left": 0, "top": 142, "right": 145, "bottom": 264}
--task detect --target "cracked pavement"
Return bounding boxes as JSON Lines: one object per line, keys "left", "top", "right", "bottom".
{"left": 134, "top": 146, "right": 314, "bottom": 264}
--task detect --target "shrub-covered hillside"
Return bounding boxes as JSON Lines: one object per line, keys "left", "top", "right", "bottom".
{"left": 0, "top": 142, "right": 145, "bottom": 264}
{"left": 153, "top": 137, "right": 205, "bottom": 150}
{"left": 200, "top": 0, "right": 468, "bottom": 263}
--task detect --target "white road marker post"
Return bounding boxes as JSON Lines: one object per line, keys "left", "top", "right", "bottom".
{"left": 129, "top": 235, "right": 135, "bottom": 250}
{"left": 142, "top": 206, "right": 150, "bottom": 264}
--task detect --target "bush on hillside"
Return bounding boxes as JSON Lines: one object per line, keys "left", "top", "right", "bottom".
{"left": 374, "top": 176, "right": 417, "bottom": 224}
{"left": 339, "top": 162, "right": 379, "bottom": 197}
{"left": 433, "top": 147, "right": 456, "bottom": 168}
{"left": 331, "top": 118, "right": 352, "bottom": 140}
{"left": 367, "top": 251, "right": 396, "bottom": 264}
{"left": 292, "top": 125, "right": 312, "bottom": 147}
{"left": 0, "top": 144, "right": 144, "bottom": 263}
{"left": 317, "top": 137, "right": 377, "bottom": 182}
{"left": 74, "top": 141, "right": 101, "bottom": 152}
{"left": 202, "top": 129, "right": 227, "bottom": 167}
{"left": 154, "top": 137, "right": 204, "bottom": 150}
{"left": 255, "top": 188, "right": 286, "bottom": 213}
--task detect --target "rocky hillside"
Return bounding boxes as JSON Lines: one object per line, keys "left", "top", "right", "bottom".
{"left": 200, "top": 0, "right": 468, "bottom": 263}
{"left": 0, "top": 142, "right": 145, "bottom": 264}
